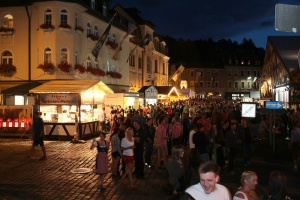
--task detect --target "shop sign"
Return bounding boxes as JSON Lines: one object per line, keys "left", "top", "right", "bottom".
{"left": 145, "top": 86, "right": 158, "bottom": 98}
{"left": 40, "top": 93, "right": 79, "bottom": 104}
{"left": 81, "top": 93, "right": 93, "bottom": 104}
{"left": 94, "top": 93, "right": 104, "bottom": 104}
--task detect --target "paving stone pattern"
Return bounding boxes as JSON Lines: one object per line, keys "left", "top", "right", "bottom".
{"left": 0, "top": 138, "right": 299, "bottom": 200}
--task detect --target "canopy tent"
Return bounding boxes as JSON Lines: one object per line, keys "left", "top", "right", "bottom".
{"left": 29, "top": 80, "right": 113, "bottom": 94}
{"left": 1, "top": 81, "right": 43, "bottom": 95}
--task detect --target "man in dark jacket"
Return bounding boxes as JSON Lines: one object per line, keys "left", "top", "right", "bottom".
{"left": 225, "top": 123, "right": 239, "bottom": 174}
{"left": 133, "top": 121, "right": 145, "bottom": 178}
{"left": 144, "top": 118, "right": 155, "bottom": 168}
{"left": 193, "top": 124, "right": 210, "bottom": 161}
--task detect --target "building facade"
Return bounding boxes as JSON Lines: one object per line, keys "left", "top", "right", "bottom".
{"left": 0, "top": 0, "right": 169, "bottom": 95}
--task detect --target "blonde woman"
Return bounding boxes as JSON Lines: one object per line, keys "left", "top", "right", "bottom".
{"left": 121, "top": 127, "right": 136, "bottom": 188}
{"left": 233, "top": 171, "right": 258, "bottom": 200}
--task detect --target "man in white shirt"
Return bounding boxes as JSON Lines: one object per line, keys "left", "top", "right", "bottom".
{"left": 98, "top": 107, "right": 106, "bottom": 132}
{"left": 189, "top": 124, "right": 201, "bottom": 149}
{"left": 185, "top": 161, "right": 231, "bottom": 200}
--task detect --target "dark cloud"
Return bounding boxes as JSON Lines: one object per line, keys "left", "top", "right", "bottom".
{"left": 112, "top": 0, "right": 300, "bottom": 47}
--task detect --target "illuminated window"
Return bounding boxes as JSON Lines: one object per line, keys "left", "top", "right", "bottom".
{"left": 248, "top": 60, "right": 251, "bottom": 65}
{"left": 3, "top": 14, "right": 13, "bottom": 28}
{"left": 60, "top": 9, "right": 67, "bottom": 25}
{"left": 87, "top": 23, "right": 91, "bottom": 35}
{"left": 45, "top": 9, "right": 52, "bottom": 24}
{"left": 103, "top": 2, "right": 107, "bottom": 16}
{"left": 241, "top": 60, "right": 244, "bottom": 65}
{"left": 94, "top": 26, "right": 98, "bottom": 36}
{"left": 44, "top": 48, "right": 52, "bottom": 62}
{"left": 60, "top": 48, "right": 67, "bottom": 63}
{"left": 1, "top": 51, "right": 13, "bottom": 64}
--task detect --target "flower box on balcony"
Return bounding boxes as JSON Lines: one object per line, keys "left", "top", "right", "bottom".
{"left": 106, "top": 71, "right": 122, "bottom": 79}
{"left": 57, "top": 62, "right": 72, "bottom": 73}
{"left": 75, "top": 26, "right": 84, "bottom": 34}
{"left": 38, "top": 61, "right": 56, "bottom": 74}
{"left": 59, "top": 24, "right": 72, "bottom": 32}
{"left": 74, "top": 64, "right": 86, "bottom": 74}
{"left": 40, "top": 23, "right": 55, "bottom": 32}
{"left": 0, "top": 63, "right": 17, "bottom": 77}
{"left": 87, "top": 34, "right": 99, "bottom": 41}
{"left": 87, "top": 66, "right": 105, "bottom": 77}
{"left": 0, "top": 27, "right": 15, "bottom": 35}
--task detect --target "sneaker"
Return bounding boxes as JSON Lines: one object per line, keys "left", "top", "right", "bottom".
{"left": 230, "top": 171, "right": 236, "bottom": 174}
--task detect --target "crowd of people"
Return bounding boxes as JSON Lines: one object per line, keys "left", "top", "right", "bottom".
{"left": 89, "top": 98, "right": 297, "bottom": 199}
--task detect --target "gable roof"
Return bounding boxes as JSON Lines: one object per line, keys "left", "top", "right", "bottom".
{"left": 268, "top": 36, "right": 300, "bottom": 69}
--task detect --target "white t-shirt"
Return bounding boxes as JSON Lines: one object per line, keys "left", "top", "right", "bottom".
{"left": 121, "top": 137, "right": 134, "bottom": 156}
{"left": 189, "top": 130, "right": 196, "bottom": 149}
{"left": 185, "top": 183, "right": 231, "bottom": 200}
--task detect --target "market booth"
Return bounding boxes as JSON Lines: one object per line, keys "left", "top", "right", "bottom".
{"left": 138, "top": 86, "right": 179, "bottom": 105}
{"left": 29, "top": 80, "right": 113, "bottom": 139}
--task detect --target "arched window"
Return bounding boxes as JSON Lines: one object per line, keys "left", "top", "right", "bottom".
{"left": 87, "top": 56, "right": 92, "bottom": 67}
{"left": 44, "top": 48, "right": 52, "bottom": 62}
{"left": 1, "top": 51, "right": 13, "bottom": 64}
{"left": 94, "top": 58, "right": 99, "bottom": 68}
{"left": 91, "top": 0, "right": 95, "bottom": 10}
{"left": 60, "top": 10, "right": 67, "bottom": 25}
{"left": 75, "top": 51, "right": 79, "bottom": 65}
{"left": 112, "top": 33, "right": 116, "bottom": 43}
{"left": 3, "top": 14, "right": 13, "bottom": 28}
{"left": 45, "top": 9, "right": 52, "bottom": 24}
{"left": 75, "top": 13, "right": 79, "bottom": 27}
{"left": 87, "top": 23, "right": 91, "bottom": 35}
{"left": 103, "top": 2, "right": 107, "bottom": 16}
{"left": 94, "top": 26, "right": 98, "bottom": 36}
{"left": 60, "top": 48, "right": 68, "bottom": 63}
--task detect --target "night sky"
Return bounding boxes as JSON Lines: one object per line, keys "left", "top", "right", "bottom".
{"left": 112, "top": 0, "right": 300, "bottom": 49}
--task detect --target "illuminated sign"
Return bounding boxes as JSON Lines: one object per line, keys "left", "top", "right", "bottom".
{"left": 40, "top": 94, "right": 79, "bottom": 104}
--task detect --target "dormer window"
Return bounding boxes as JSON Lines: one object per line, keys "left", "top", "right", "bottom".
{"left": 91, "top": 0, "right": 95, "bottom": 10}
{"left": 103, "top": 2, "right": 107, "bottom": 16}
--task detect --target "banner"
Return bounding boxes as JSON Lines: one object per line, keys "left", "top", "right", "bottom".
{"left": 91, "top": 13, "right": 116, "bottom": 58}
{"left": 126, "top": 33, "right": 150, "bottom": 63}
{"left": 112, "top": 24, "right": 137, "bottom": 60}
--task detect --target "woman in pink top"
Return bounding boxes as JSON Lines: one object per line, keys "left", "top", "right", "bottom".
{"left": 156, "top": 118, "right": 168, "bottom": 168}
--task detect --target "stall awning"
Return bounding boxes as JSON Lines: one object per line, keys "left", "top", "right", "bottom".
{"left": 1, "top": 81, "right": 43, "bottom": 95}
{"left": 29, "top": 80, "right": 114, "bottom": 94}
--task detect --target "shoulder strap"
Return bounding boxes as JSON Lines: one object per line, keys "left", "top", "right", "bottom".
{"left": 235, "top": 191, "right": 248, "bottom": 200}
